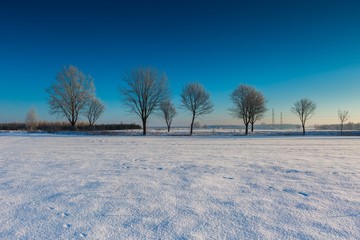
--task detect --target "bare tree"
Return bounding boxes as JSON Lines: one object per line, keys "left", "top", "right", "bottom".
{"left": 120, "top": 67, "right": 169, "bottom": 135}
{"left": 338, "top": 109, "right": 350, "bottom": 135}
{"left": 25, "top": 107, "right": 38, "bottom": 131}
{"left": 180, "top": 83, "right": 214, "bottom": 135}
{"left": 46, "top": 65, "right": 95, "bottom": 127}
{"left": 86, "top": 98, "right": 105, "bottom": 126}
{"left": 249, "top": 89, "right": 267, "bottom": 132}
{"left": 229, "top": 85, "right": 257, "bottom": 135}
{"left": 291, "top": 98, "right": 316, "bottom": 135}
{"left": 159, "top": 100, "right": 176, "bottom": 132}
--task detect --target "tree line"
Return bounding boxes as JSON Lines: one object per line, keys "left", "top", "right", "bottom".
{"left": 44, "top": 65, "right": 352, "bottom": 136}
{"left": 0, "top": 121, "right": 141, "bottom": 132}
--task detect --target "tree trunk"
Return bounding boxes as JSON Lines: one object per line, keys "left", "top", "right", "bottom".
{"left": 71, "top": 107, "right": 76, "bottom": 129}
{"left": 142, "top": 118, "right": 147, "bottom": 135}
{"left": 71, "top": 121, "right": 76, "bottom": 127}
{"left": 302, "top": 124, "right": 305, "bottom": 135}
{"left": 245, "top": 123, "right": 249, "bottom": 135}
{"left": 167, "top": 124, "right": 170, "bottom": 132}
{"left": 190, "top": 113, "right": 195, "bottom": 135}
{"left": 251, "top": 123, "right": 254, "bottom": 132}
{"left": 340, "top": 123, "right": 343, "bottom": 135}
{"left": 70, "top": 120, "right": 76, "bottom": 131}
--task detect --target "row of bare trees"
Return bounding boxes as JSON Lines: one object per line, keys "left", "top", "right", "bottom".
{"left": 119, "top": 67, "right": 269, "bottom": 135}
{"left": 119, "top": 67, "right": 214, "bottom": 135}
{"left": 47, "top": 65, "right": 215, "bottom": 135}
{"left": 118, "top": 67, "right": 323, "bottom": 136}
{"left": 290, "top": 99, "right": 351, "bottom": 135}
{"left": 46, "top": 65, "right": 349, "bottom": 136}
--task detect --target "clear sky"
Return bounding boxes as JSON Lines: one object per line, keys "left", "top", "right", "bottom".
{"left": 1, "top": 0, "right": 360, "bottom": 127}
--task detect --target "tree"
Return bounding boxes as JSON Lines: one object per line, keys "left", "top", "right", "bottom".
{"left": 86, "top": 98, "right": 105, "bottom": 126}
{"left": 25, "top": 107, "right": 38, "bottom": 131}
{"left": 230, "top": 85, "right": 265, "bottom": 135}
{"left": 291, "top": 98, "right": 316, "bottom": 135}
{"left": 338, "top": 109, "right": 350, "bottom": 135}
{"left": 159, "top": 100, "right": 176, "bottom": 132}
{"left": 120, "top": 67, "right": 169, "bottom": 135}
{"left": 46, "top": 65, "right": 95, "bottom": 127}
{"left": 180, "top": 83, "right": 214, "bottom": 135}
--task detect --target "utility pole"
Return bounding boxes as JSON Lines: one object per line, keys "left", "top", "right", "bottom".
{"left": 280, "top": 112, "right": 283, "bottom": 129}
{"left": 272, "top": 108, "right": 275, "bottom": 128}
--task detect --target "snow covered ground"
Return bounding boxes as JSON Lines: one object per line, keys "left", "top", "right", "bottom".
{"left": 0, "top": 134, "right": 359, "bottom": 239}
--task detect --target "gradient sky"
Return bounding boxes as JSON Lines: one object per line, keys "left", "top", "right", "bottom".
{"left": 1, "top": 0, "right": 360, "bottom": 126}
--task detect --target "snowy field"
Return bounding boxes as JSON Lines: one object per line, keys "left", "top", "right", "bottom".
{"left": 0, "top": 134, "right": 359, "bottom": 239}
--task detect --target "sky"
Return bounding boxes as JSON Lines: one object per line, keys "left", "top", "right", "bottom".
{"left": 0, "top": 0, "right": 360, "bottom": 127}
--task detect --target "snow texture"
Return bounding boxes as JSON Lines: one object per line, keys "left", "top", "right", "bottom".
{"left": 0, "top": 134, "right": 359, "bottom": 239}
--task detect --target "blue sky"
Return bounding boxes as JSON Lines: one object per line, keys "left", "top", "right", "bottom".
{"left": 1, "top": 0, "right": 360, "bottom": 126}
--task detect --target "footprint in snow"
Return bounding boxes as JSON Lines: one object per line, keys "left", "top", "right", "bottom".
{"left": 298, "top": 192, "right": 309, "bottom": 197}
{"left": 134, "top": 159, "right": 146, "bottom": 162}
{"left": 80, "top": 233, "right": 87, "bottom": 237}
{"left": 283, "top": 188, "right": 297, "bottom": 194}
{"left": 157, "top": 167, "right": 163, "bottom": 170}
{"left": 296, "top": 203, "right": 313, "bottom": 210}
{"left": 61, "top": 212, "right": 70, "bottom": 217}
{"left": 223, "top": 176, "right": 234, "bottom": 180}
{"left": 283, "top": 188, "right": 309, "bottom": 197}
{"left": 64, "top": 223, "right": 71, "bottom": 229}
{"left": 286, "top": 169, "right": 300, "bottom": 174}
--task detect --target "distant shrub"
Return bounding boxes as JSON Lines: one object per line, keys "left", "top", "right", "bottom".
{"left": 314, "top": 122, "right": 360, "bottom": 131}
{"left": 25, "top": 107, "right": 39, "bottom": 131}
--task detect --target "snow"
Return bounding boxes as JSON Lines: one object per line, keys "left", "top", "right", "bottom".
{"left": 0, "top": 134, "right": 359, "bottom": 239}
